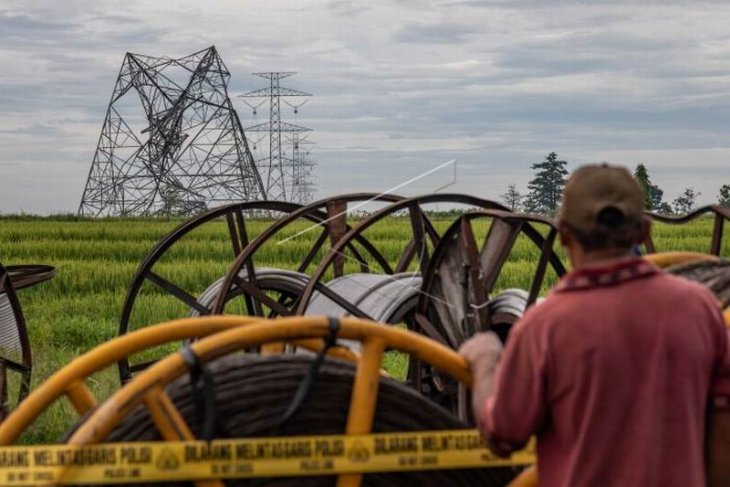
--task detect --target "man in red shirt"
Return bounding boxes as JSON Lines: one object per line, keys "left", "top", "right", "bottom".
{"left": 460, "top": 164, "right": 727, "bottom": 486}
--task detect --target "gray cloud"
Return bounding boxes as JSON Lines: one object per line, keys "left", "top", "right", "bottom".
{"left": 395, "top": 21, "right": 479, "bottom": 44}
{"left": 326, "top": 0, "right": 372, "bottom": 17}
{"left": 0, "top": 12, "right": 77, "bottom": 39}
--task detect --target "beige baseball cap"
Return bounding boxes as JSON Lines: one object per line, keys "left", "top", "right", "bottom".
{"left": 559, "top": 163, "right": 644, "bottom": 233}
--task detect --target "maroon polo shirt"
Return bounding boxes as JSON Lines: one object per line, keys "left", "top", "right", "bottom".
{"left": 481, "top": 258, "right": 727, "bottom": 486}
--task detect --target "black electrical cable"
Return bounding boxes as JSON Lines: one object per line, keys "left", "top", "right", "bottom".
{"left": 181, "top": 346, "right": 218, "bottom": 441}
{"left": 277, "top": 317, "right": 340, "bottom": 430}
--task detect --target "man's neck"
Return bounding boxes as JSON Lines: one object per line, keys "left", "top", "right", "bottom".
{"left": 571, "top": 248, "right": 636, "bottom": 270}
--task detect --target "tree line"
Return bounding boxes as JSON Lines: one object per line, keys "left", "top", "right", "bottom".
{"left": 501, "top": 152, "right": 730, "bottom": 215}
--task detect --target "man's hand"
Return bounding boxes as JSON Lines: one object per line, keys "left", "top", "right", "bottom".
{"left": 459, "top": 331, "right": 503, "bottom": 374}
{"left": 459, "top": 331, "right": 504, "bottom": 428}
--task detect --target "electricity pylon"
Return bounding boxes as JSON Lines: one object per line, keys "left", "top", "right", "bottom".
{"left": 239, "top": 72, "right": 313, "bottom": 202}
{"left": 79, "top": 46, "right": 264, "bottom": 217}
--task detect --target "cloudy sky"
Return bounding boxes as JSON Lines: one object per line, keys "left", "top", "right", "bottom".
{"left": 1, "top": 0, "right": 729, "bottom": 214}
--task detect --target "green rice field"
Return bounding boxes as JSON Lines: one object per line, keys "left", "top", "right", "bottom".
{"left": 0, "top": 213, "right": 726, "bottom": 443}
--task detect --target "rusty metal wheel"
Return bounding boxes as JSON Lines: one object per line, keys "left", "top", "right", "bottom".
{"left": 645, "top": 205, "right": 730, "bottom": 256}
{"left": 294, "top": 195, "right": 510, "bottom": 321}
{"left": 118, "top": 195, "right": 411, "bottom": 382}
{"left": 412, "top": 210, "right": 565, "bottom": 418}
{"left": 118, "top": 201, "right": 305, "bottom": 382}
{"left": 289, "top": 196, "right": 517, "bottom": 405}
{"left": 207, "top": 193, "right": 409, "bottom": 319}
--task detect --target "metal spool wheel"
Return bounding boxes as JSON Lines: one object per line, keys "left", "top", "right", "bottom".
{"left": 118, "top": 201, "right": 309, "bottom": 382}
{"left": 66, "top": 316, "right": 528, "bottom": 487}
{"left": 295, "top": 195, "right": 512, "bottom": 320}
{"left": 0, "top": 316, "right": 357, "bottom": 444}
{"left": 0, "top": 263, "right": 55, "bottom": 418}
{"left": 119, "top": 195, "right": 414, "bottom": 383}
{"left": 413, "top": 210, "right": 566, "bottom": 417}
{"left": 645, "top": 205, "right": 730, "bottom": 257}
{"left": 207, "top": 193, "right": 410, "bottom": 319}
{"left": 292, "top": 195, "right": 514, "bottom": 394}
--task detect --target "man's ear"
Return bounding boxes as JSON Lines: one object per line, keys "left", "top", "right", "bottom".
{"left": 557, "top": 220, "right": 572, "bottom": 248}
{"left": 637, "top": 216, "right": 651, "bottom": 245}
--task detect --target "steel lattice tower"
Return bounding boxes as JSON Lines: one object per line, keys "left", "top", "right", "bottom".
{"left": 79, "top": 46, "right": 265, "bottom": 217}
{"left": 288, "top": 132, "right": 316, "bottom": 204}
{"left": 239, "top": 72, "right": 312, "bottom": 202}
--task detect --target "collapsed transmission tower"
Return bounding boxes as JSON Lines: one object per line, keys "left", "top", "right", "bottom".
{"left": 79, "top": 46, "right": 265, "bottom": 217}
{"left": 239, "top": 72, "right": 314, "bottom": 203}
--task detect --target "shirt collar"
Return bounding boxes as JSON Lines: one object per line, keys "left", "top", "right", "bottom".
{"left": 554, "top": 258, "right": 659, "bottom": 293}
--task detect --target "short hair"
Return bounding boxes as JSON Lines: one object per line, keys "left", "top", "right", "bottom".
{"left": 565, "top": 206, "right": 643, "bottom": 251}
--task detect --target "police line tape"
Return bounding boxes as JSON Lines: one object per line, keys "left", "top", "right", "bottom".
{"left": 0, "top": 429, "right": 535, "bottom": 485}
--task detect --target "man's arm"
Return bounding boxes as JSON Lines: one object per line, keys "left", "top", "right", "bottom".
{"left": 458, "top": 331, "right": 503, "bottom": 430}
{"left": 459, "top": 319, "right": 548, "bottom": 456}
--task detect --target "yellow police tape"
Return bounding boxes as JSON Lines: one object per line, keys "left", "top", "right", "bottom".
{"left": 0, "top": 430, "right": 535, "bottom": 485}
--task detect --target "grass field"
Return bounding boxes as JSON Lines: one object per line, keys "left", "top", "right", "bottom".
{"left": 0, "top": 213, "right": 726, "bottom": 443}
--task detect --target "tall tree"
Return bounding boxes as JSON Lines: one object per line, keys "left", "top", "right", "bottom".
{"left": 524, "top": 152, "right": 568, "bottom": 215}
{"left": 648, "top": 184, "right": 665, "bottom": 212}
{"left": 633, "top": 163, "right": 666, "bottom": 211}
{"left": 500, "top": 183, "right": 524, "bottom": 212}
{"left": 672, "top": 187, "right": 700, "bottom": 214}
{"left": 633, "top": 164, "right": 653, "bottom": 210}
{"left": 719, "top": 184, "right": 730, "bottom": 207}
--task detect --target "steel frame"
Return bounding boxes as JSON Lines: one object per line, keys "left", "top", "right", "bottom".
{"left": 410, "top": 210, "right": 563, "bottom": 418}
